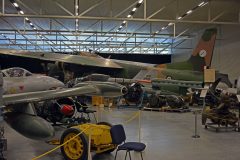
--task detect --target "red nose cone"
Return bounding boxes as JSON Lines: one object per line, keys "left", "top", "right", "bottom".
{"left": 60, "top": 105, "right": 74, "bottom": 116}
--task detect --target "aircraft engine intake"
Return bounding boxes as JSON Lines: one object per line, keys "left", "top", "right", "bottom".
{"left": 123, "top": 82, "right": 144, "bottom": 104}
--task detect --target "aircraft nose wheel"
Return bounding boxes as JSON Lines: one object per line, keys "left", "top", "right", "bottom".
{"left": 60, "top": 128, "right": 88, "bottom": 160}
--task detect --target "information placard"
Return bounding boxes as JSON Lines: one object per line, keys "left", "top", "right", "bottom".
{"left": 200, "top": 89, "right": 208, "bottom": 98}
{"left": 204, "top": 69, "right": 215, "bottom": 83}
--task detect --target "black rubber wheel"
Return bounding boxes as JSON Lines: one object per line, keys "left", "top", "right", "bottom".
{"left": 97, "top": 122, "right": 116, "bottom": 154}
{"left": 60, "top": 128, "right": 88, "bottom": 160}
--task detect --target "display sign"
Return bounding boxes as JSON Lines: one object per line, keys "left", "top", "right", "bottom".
{"left": 200, "top": 89, "right": 208, "bottom": 98}
{"left": 204, "top": 68, "right": 215, "bottom": 83}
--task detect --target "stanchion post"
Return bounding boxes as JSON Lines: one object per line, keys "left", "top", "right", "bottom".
{"left": 96, "top": 106, "right": 99, "bottom": 123}
{"left": 192, "top": 110, "right": 200, "bottom": 138}
{"left": 138, "top": 109, "right": 141, "bottom": 142}
{"left": 88, "top": 127, "right": 92, "bottom": 160}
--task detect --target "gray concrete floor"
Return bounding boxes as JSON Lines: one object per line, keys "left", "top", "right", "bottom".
{"left": 3, "top": 107, "right": 240, "bottom": 160}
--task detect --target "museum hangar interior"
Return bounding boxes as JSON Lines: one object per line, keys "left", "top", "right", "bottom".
{"left": 0, "top": 0, "right": 240, "bottom": 160}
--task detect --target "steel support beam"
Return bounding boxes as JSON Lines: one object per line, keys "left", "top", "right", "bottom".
{"left": 2, "top": 0, "right": 5, "bottom": 14}
{"left": 54, "top": 0, "right": 74, "bottom": 16}
{"left": 79, "top": 0, "right": 107, "bottom": 16}
{"left": 1, "top": 14, "right": 239, "bottom": 25}
{"left": 114, "top": 1, "right": 138, "bottom": 18}
{"left": 144, "top": 0, "right": 147, "bottom": 19}
{"left": 1, "top": 18, "right": 44, "bottom": 51}
{"left": 147, "top": 0, "right": 176, "bottom": 19}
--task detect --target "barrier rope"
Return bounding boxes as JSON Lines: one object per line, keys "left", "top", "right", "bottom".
{"left": 123, "top": 111, "right": 140, "bottom": 125}
{"left": 100, "top": 107, "right": 140, "bottom": 119}
{"left": 31, "top": 126, "right": 91, "bottom": 160}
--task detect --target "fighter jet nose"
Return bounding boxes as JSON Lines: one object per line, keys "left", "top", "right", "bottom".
{"left": 121, "top": 87, "right": 128, "bottom": 95}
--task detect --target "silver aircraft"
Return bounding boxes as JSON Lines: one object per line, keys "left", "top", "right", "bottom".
{"left": 0, "top": 69, "right": 127, "bottom": 141}
{"left": 2, "top": 67, "right": 65, "bottom": 94}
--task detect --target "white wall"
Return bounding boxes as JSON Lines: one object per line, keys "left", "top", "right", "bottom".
{"left": 172, "top": 25, "right": 240, "bottom": 82}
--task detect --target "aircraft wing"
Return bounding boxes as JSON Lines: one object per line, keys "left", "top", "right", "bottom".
{"left": 2, "top": 81, "right": 126, "bottom": 106}
{"left": 2, "top": 85, "right": 97, "bottom": 106}
{"left": 0, "top": 49, "right": 122, "bottom": 69}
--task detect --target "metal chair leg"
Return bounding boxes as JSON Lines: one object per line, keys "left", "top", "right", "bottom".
{"left": 124, "top": 151, "right": 128, "bottom": 160}
{"left": 114, "top": 150, "right": 118, "bottom": 160}
{"left": 140, "top": 152, "right": 144, "bottom": 160}
{"left": 129, "top": 151, "right": 132, "bottom": 160}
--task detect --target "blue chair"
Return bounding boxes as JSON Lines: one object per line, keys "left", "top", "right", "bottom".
{"left": 110, "top": 124, "right": 146, "bottom": 160}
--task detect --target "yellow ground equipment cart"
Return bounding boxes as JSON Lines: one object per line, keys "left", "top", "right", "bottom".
{"left": 60, "top": 122, "right": 116, "bottom": 160}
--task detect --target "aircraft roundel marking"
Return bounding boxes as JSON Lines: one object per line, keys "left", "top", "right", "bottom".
{"left": 166, "top": 76, "right": 172, "bottom": 80}
{"left": 19, "top": 86, "right": 24, "bottom": 91}
{"left": 199, "top": 50, "right": 207, "bottom": 57}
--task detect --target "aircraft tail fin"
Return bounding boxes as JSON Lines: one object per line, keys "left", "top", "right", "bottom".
{"left": 156, "top": 28, "right": 217, "bottom": 72}
{"left": 187, "top": 28, "right": 217, "bottom": 71}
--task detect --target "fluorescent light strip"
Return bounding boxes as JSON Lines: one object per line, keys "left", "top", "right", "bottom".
{"left": 177, "top": 1, "right": 207, "bottom": 20}
{"left": 13, "top": 2, "right": 19, "bottom": 7}
{"left": 115, "top": 0, "right": 144, "bottom": 33}
{"left": 19, "top": 10, "right": 24, "bottom": 14}
{"left": 186, "top": 10, "right": 192, "bottom": 14}
{"left": 177, "top": 16, "right": 182, "bottom": 20}
{"left": 198, "top": 1, "right": 205, "bottom": 7}
{"left": 10, "top": 0, "right": 47, "bottom": 41}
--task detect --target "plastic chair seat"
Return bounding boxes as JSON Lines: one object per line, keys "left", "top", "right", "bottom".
{"left": 118, "top": 142, "right": 146, "bottom": 151}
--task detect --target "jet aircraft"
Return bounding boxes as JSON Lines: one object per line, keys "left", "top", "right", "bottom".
{"left": 0, "top": 28, "right": 232, "bottom": 87}
{"left": 0, "top": 28, "right": 218, "bottom": 79}
{"left": 2, "top": 67, "right": 65, "bottom": 94}
{"left": 0, "top": 70, "right": 127, "bottom": 140}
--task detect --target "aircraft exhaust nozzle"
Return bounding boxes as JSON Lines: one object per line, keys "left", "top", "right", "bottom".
{"left": 4, "top": 112, "right": 55, "bottom": 141}
{"left": 121, "top": 86, "right": 128, "bottom": 95}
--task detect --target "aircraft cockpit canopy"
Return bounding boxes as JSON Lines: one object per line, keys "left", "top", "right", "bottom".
{"left": 2, "top": 67, "right": 33, "bottom": 77}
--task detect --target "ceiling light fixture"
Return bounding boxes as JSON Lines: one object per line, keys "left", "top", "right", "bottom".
{"left": 198, "top": 1, "right": 205, "bottom": 7}
{"left": 186, "top": 10, "right": 193, "bottom": 14}
{"left": 177, "top": 16, "right": 182, "bottom": 20}
{"left": 13, "top": 2, "right": 19, "bottom": 7}
{"left": 138, "top": 0, "right": 144, "bottom": 4}
{"left": 201, "top": 2, "right": 208, "bottom": 7}
{"left": 19, "top": 10, "right": 24, "bottom": 14}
